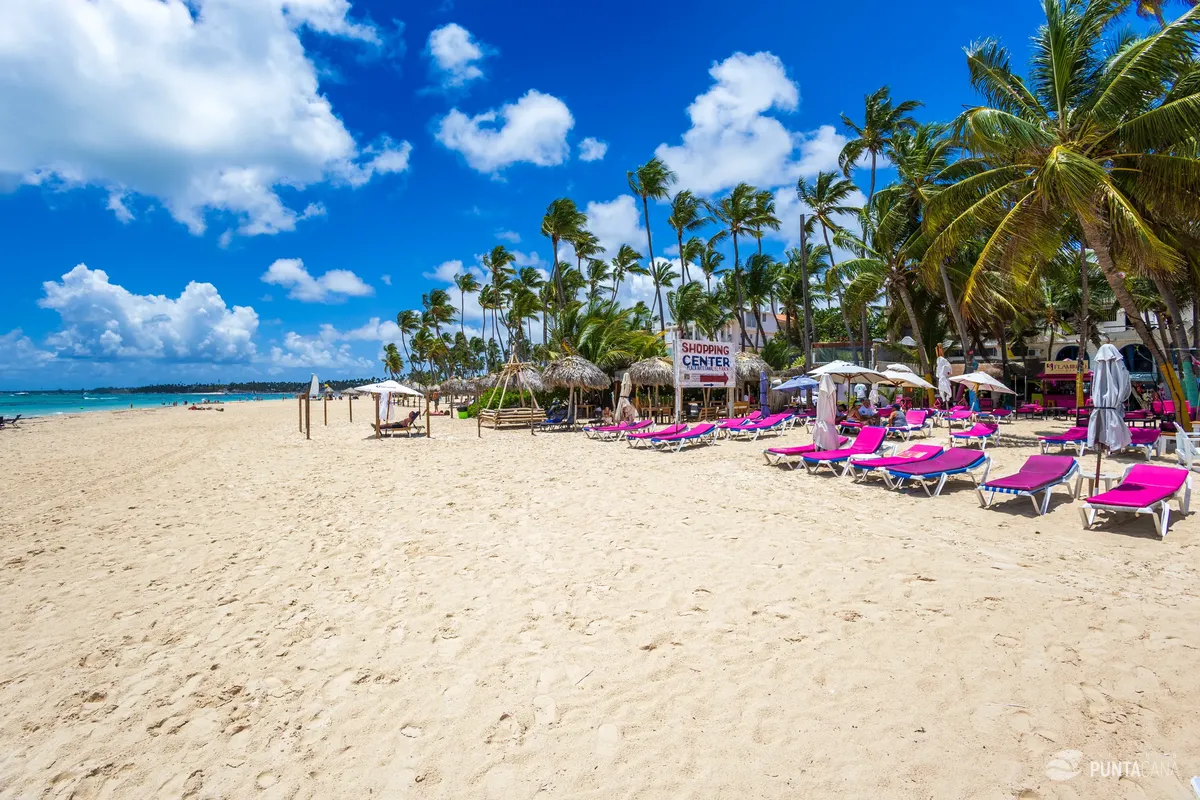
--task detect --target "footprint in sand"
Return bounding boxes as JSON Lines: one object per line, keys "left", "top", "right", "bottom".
{"left": 321, "top": 669, "right": 356, "bottom": 702}
{"left": 1005, "top": 709, "right": 1033, "bottom": 733}
{"left": 596, "top": 724, "right": 620, "bottom": 760}
{"left": 534, "top": 695, "right": 557, "bottom": 725}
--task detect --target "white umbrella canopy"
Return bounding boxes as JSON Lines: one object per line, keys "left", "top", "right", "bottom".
{"left": 357, "top": 379, "right": 424, "bottom": 397}
{"left": 936, "top": 356, "right": 953, "bottom": 402}
{"left": 949, "top": 371, "right": 1015, "bottom": 394}
{"left": 1087, "top": 343, "right": 1132, "bottom": 456}
{"left": 813, "top": 374, "right": 840, "bottom": 451}
{"left": 809, "top": 360, "right": 889, "bottom": 385}
{"left": 882, "top": 363, "right": 936, "bottom": 390}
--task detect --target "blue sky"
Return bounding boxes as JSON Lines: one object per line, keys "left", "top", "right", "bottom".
{"left": 0, "top": 0, "right": 1054, "bottom": 389}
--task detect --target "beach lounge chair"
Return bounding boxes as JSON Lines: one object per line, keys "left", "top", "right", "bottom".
{"left": 535, "top": 410, "right": 573, "bottom": 431}
{"left": 725, "top": 413, "right": 790, "bottom": 442}
{"left": 888, "top": 410, "right": 931, "bottom": 441}
{"left": 0, "top": 414, "right": 20, "bottom": 428}
{"left": 1039, "top": 426, "right": 1088, "bottom": 455}
{"left": 1175, "top": 431, "right": 1200, "bottom": 472}
{"left": 847, "top": 444, "right": 944, "bottom": 483}
{"left": 626, "top": 423, "right": 686, "bottom": 448}
{"left": 1015, "top": 403, "right": 1044, "bottom": 420}
{"left": 716, "top": 412, "right": 762, "bottom": 438}
{"left": 978, "top": 407, "right": 1013, "bottom": 424}
{"left": 800, "top": 426, "right": 890, "bottom": 475}
{"left": 375, "top": 411, "right": 424, "bottom": 438}
{"left": 943, "top": 409, "right": 974, "bottom": 430}
{"left": 1119, "top": 427, "right": 1163, "bottom": 460}
{"left": 585, "top": 420, "right": 651, "bottom": 440}
{"left": 885, "top": 447, "right": 992, "bottom": 496}
{"left": 950, "top": 423, "right": 999, "bottom": 450}
{"left": 1079, "top": 464, "right": 1192, "bottom": 538}
{"left": 762, "top": 436, "right": 849, "bottom": 468}
{"left": 977, "top": 455, "right": 1079, "bottom": 515}
{"left": 648, "top": 423, "right": 718, "bottom": 452}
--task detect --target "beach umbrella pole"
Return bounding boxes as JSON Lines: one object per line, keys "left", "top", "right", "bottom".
{"left": 305, "top": 394, "right": 311, "bottom": 440}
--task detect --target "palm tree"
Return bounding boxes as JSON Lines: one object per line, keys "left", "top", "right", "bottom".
{"left": 751, "top": 189, "right": 781, "bottom": 256}
{"left": 667, "top": 191, "right": 711, "bottom": 286}
{"left": 395, "top": 309, "right": 420, "bottom": 370}
{"left": 709, "top": 182, "right": 759, "bottom": 347}
{"left": 838, "top": 86, "right": 922, "bottom": 204}
{"left": 1135, "top": 0, "right": 1197, "bottom": 25}
{"left": 568, "top": 229, "right": 601, "bottom": 278}
{"left": 609, "top": 244, "right": 643, "bottom": 298}
{"left": 585, "top": 258, "right": 612, "bottom": 302}
{"left": 799, "top": 171, "right": 862, "bottom": 348}
{"left": 453, "top": 272, "right": 479, "bottom": 336}
{"left": 925, "top": 0, "right": 1200, "bottom": 428}
{"left": 647, "top": 258, "right": 680, "bottom": 332}
{"left": 742, "top": 253, "right": 777, "bottom": 348}
{"left": 696, "top": 236, "right": 725, "bottom": 293}
{"left": 382, "top": 343, "right": 404, "bottom": 380}
{"left": 627, "top": 157, "right": 677, "bottom": 284}
{"left": 541, "top": 198, "right": 587, "bottom": 309}
{"left": 422, "top": 289, "right": 454, "bottom": 341}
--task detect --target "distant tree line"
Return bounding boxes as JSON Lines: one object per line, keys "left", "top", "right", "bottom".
{"left": 86, "top": 379, "right": 382, "bottom": 395}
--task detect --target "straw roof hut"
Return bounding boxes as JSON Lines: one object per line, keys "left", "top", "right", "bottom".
{"left": 440, "top": 376, "right": 469, "bottom": 395}
{"left": 542, "top": 355, "right": 609, "bottom": 390}
{"left": 474, "top": 372, "right": 500, "bottom": 391}
{"left": 735, "top": 350, "right": 772, "bottom": 382}
{"left": 627, "top": 356, "right": 674, "bottom": 386}
{"left": 777, "top": 365, "right": 808, "bottom": 378}
{"left": 514, "top": 365, "right": 544, "bottom": 393}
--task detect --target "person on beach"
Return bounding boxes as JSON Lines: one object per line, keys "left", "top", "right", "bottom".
{"left": 885, "top": 406, "right": 908, "bottom": 428}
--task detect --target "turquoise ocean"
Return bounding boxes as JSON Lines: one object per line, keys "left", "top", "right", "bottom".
{"left": 0, "top": 392, "right": 293, "bottom": 419}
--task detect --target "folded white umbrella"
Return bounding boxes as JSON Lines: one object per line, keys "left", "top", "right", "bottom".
{"left": 936, "top": 357, "right": 953, "bottom": 402}
{"left": 949, "top": 371, "right": 1015, "bottom": 394}
{"left": 812, "top": 374, "right": 840, "bottom": 451}
{"left": 1086, "top": 344, "right": 1132, "bottom": 480}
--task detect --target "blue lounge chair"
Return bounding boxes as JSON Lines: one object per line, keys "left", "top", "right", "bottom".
{"left": 648, "top": 423, "right": 719, "bottom": 452}
{"left": 885, "top": 448, "right": 992, "bottom": 496}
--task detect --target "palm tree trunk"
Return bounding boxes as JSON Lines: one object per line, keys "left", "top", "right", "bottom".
{"left": 1076, "top": 242, "right": 1089, "bottom": 409}
{"left": 800, "top": 219, "right": 812, "bottom": 367}
{"left": 1080, "top": 220, "right": 1192, "bottom": 431}
{"left": 641, "top": 194, "right": 656, "bottom": 280}
{"left": 731, "top": 233, "right": 750, "bottom": 348}
{"left": 820, "top": 222, "right": 854, "bottom": 344}
{"left": 1153, "top": 276, "right": 1198, "bottom": 408}
{"left": 894, "top": 277, "right": 930, "bottom": 378}
{"left": 939, "top": 261, "right": 972, "bottom": 363}
{"left": 677, "top": 232, "right": 689, "bottom": 286}
{"left": 656, "top": 282, "right": 666, "bottom": 334}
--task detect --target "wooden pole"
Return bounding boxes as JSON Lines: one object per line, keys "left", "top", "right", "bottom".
{"left": 374, "top": 393, "right": 380, "bottom": 439}
{"left": 305, "top": 394, "right": 311, "bottom": 440}
{"left": 323, "top": 396, "right": 328, "bottom": 426}
{"left": 425, "top": 393, "right": 431, "bottom": 438}
{"left": 349, "top": 395, "right": 353, "bottom": 423}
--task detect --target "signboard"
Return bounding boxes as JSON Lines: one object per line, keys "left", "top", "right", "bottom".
{"left": 1042, "top": 360, "right": 1079, "bottom": 377}
{"left": 675, "top": 338, "right": 736, "bottom": 388}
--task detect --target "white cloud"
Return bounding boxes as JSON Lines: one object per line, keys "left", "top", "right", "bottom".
{"left": 497, "top": 230, "right": 520, "bottom": 243}
{"left": 435, "top": 90, "right": 573, "bottom": 174}
{"left": 380, "top": 274, "right": 392, "bottom": 286}
{"left": 655, "top": 51, "right": 803, "bottom": 195}
{"left": 0, "top": 0, "right": 410, "bottom": 238}
{"left": 584, "top": 195, "right": 646, "bottom": 258}
{"left": 38, "top": 264, "right": 258, "bottom": 361}
{"left": 0, "top": 329, "right": 56, "bottom": 372}
{"left": 426, "top": 23, "right": 488, "bottom": 88}
{"left": 261, "top": 258, "right": 373, "bottom": 303}
{"left": 578, "top": 137, "right": 608, "bottom": 162}
{"left": 422, "top": 259, "right": 465, "bottom": 282}
{"left": 269, "top": 331, "right": 372, "bottom": 370}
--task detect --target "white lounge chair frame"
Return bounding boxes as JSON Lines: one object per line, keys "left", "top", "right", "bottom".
{"left": 1079, "top": 466, "right": 1192, "bottom": 539}
{"left": 976, "top": 461, "right": 1079, "bottom": 515}
{"left": 884, "top": 455, "right": 992, "bottom": 496}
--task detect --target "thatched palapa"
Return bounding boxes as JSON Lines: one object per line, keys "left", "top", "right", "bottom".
{"left": 542, "top": 355, "right": 609, "bottom": 390}
{"left": 735, "top": 351, "right": 772, "bottom": 382}
{"left": 627, "top": 356, "right": 674, "bottom": 386}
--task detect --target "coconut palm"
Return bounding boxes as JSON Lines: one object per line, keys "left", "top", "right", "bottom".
{"left": 925, "top": 0, "right": 1200, "bottom": 427}
{"left": 696, "top": 236, "right": 725, "bottom": 293}
{"left": 382, "top": 343, "right": 404, "bottom": 381}
{"left": 568, "top": 229, "right": 602, "bottom": 278}
{"left": 742, "top": 252, "right": 777, "bottom": 348}
{"left": 709, "top": 182, "right": 759, "bottom": 347}
{"left": 627, "top": 157, "right": 677, "bottom": 282}
{"left": 667, "top": 281, "right": 709, "bottom": 338}
{"left": 609, "top": 244, "right": 642, "bottom": 299}
{"left": 395, "top": 309, "right": 420, "bottom": 370}
{"left": 647, "top": 258, "right": 680, "bottom": 332}
{"left": 1135, "top": 0, "right": 1197, "bottom": 25}
{"left": 751, "top": 189, "right": 781, "bottom": 256}
{"left": 838, "top": 86, "right": 922, "bottom": 204}
{"left": 541, "top": 198, "right": 587, "bottom": 308}
{"left": 585, "top": 258, "right": 612, "bottom": 302}
{"left": 667, "top": 191, "right": 711, "bottom": 285}
{"left": 453, "top": 272, "right": 479, "bottom": 336}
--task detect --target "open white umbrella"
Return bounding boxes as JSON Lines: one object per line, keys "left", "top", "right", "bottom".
{"left": 809, "top": 360, "right": 889, "bottom": 385}
{"left": 1086, "top": 343, "right": 1132, "bottom": 483}
{"left": 356, "top": 379, "right": 424, "bottom": 397}
{"left": 950, "top": 371, "right": 1015, "bottom": 394}
{"left": 813, "top": 374, "right": 840, "bottom": 451}
{"left": 936, "top": 357, "right": 953, "bottom": 402}
{"left": 882, "top": 363, "right": 935, "bottom": 390}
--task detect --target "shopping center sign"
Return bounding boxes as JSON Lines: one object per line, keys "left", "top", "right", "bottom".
{"left": 675, "top": 339, "right": 736, "bottom": 388}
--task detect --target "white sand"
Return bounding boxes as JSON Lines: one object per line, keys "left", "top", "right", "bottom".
{"left": 1, "top": 401, "right": 1198, "bottom": 799}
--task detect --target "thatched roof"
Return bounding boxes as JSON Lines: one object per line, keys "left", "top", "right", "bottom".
{"left": 627, "top": 356, "right": 674, "bottom": 386}
{"left": 473, "top": 373, "right": 500, "bottom": 390}
{"left": 777, "top": 365, "right": 808, "bottom": 378}
{"left": 542, "top": 355, "right": 609, "bottom": 390}
{"left": 440, "top": 377, "right": 469, "bottom": 394}
{"left": 735, "top": 350, "right": 772, "bottom": 382}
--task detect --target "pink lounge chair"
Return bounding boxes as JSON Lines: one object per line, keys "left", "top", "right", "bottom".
{"left": 762, "top": 436, "right": 849, "bottom": 468}
{"left": 716, "top": 411, "right": 764, "bottom": 437}
{"left": 884, "top": 447, "right": 992, "bottom": 496}
{"left": 847, "top": 444, "right": 944, "bottom": 483}
{"left": 585, "top": 419, "right": 653, "bottom": 440}
{"left": 1016, "top": 403, "right": 1044, "bottom": 420}
{"left": 647, "top": 423, "right": 718, "bottom": 452}
{"left": 1039, "top": 426, "right": 1088, "bottom": 455}
{"left": 943, "top": 409, "right": 975, "bottom": 430}
{"left": 977, "top": 455, "right": 1079, "bottom": 515}
{"left": 625, "top": 423, "right": 686, "bottom": 448}
{"left": 800, "top": 426, "right": 890, "bottom": 475}
{"left": 888, "top": 409, "right": 930, "bottom": 441}
{"left": 725, "top": 413, "right": 790, "bottom": 441}
{"left": 951, "top": 422, "right": 1000, "bottom": 450}
{"left": 1080, "top": 464, "right": 1192, "bottom": 538}
{"left": 1121, "top": 427, "right": 1163, "bottom": 460}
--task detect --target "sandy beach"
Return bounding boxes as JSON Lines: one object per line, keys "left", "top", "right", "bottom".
{"left": 1, "top": 401, "right": 1198, "bottom": 799}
